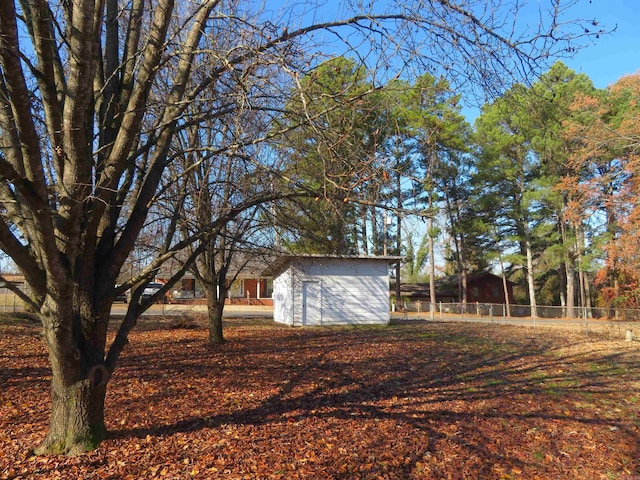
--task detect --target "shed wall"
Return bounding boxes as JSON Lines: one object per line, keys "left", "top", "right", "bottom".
{"left": 273, "top": 267, "right": 294, "bottom": 325}
{"left": 273, "top": 257, "right": 390, "bottom": 326}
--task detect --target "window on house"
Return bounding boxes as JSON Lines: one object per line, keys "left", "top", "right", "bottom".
{"left": 229, "top": 280, "right": 244, "bottom": 298}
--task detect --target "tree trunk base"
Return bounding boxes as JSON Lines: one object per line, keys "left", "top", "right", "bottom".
{"left": 35, "top": 377, "right": 108, "bottom": 455}
{"left": 34, "top": 423, "right": 107, "bottom": 456}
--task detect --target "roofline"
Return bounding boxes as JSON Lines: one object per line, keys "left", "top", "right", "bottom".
{"left": 263, "top": 254, "right": 402, "bottom": 277}
{"left": 275, "top": 253, "right": 402, "bottom": 261}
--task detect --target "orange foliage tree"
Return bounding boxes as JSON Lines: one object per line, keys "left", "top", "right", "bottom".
{"left": 564, "top": 74, "right": 640, "bottom": 309}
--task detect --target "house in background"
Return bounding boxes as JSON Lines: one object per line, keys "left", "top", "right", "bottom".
{"left": 225, "top": 257, "right": 273, "bottom": 305}
{"left": 267, "top": 255, "right": 401, "bottom": 326}
{"left": 0, "top": 273, "right": 27, "bottom": 290}
{"left": 399, "top": 272, "right": 514, "bottom": 305}
{"left": 156, "top": 253, "right": 274, "bottom": 305}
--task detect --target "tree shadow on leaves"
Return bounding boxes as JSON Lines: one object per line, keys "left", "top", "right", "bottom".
{"left": 107, "top": 323, "right": 640, "bottom": 477}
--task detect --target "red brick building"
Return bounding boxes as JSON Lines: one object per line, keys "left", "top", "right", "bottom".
{"left": 400, "top": 272, "right": 514, "bottom": 305}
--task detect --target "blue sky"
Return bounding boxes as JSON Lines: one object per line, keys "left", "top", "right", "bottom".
{"left": 563, "top": 0, "right": 640, "bottom": 89}
{"left": 450, "top": 0, "right": 640, "bottom": 121}
{"left": 270, "top": 0, "right": 639, "bottom": 91}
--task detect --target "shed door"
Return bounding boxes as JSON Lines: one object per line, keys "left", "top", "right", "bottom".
{"left": 302, "top": 281, "right": 321, "bottom": 326}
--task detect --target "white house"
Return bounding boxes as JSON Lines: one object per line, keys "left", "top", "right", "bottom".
{"left": 267, "top": 255, "right": 400, "bottom": 326}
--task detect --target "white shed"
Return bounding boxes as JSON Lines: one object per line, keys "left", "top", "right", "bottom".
{"left": 267, "top": 255, "right": 399, "bottom": 326}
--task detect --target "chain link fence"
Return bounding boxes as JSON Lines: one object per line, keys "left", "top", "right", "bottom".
{"left": 2, "top": 284, "right": 639, "bottom": 340}
{"left": 0, "top": 286, "right": 27, "bottom": 313}
{"left": 392, "top": 300, "right": 640, "bottom": 340}
{"left": 401, "top": 300, "right": 640, "bottom": 321}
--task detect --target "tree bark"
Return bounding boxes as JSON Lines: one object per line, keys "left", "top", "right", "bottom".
{"left": 36, "top": 304, "right": 109, "bottom": 455}
{"left": 494, "top": 225, "right": 512, "bottom": 318}
{"left": 395, "top": 164, "right": 402, "bottom": 311}
{"left": 36, "top": 372, "right": 107, "bottom": 456}
{"left": 428, "top": 214, "right": 436, "bottom": 319}
{"left": 559, "top": 215, "right": 575, "bottom": 319}
{"left": 576, "top": 225, "right": 592, "bottom": 318}
{"left": 565, "top": 262, "right": 575, "bottom": 319}
{"left": 501, "top": 272, "right": 511, "bottom": 318}
{"left": 524, "top": 228, "right": 538, "bottom": 319}
{"left": 208, "top": 303, "right": 225, "bottom": 345}
{"left": 206, "top": 283, "right": 226, "bottom": 345}
{"left": 360, "top": 205, "right": 369, "bottom": 255}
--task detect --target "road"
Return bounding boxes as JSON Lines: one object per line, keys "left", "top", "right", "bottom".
{"left": 110, "top": 302, "right": 274, "bottom": 318}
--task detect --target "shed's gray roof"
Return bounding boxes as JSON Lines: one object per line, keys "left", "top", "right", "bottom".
{"left": 263, "top": 254, "right": 402, "bottom": 278}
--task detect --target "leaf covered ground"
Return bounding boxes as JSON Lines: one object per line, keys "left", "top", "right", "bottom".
{"left": 1, "top": 317, "right": 639, "bottom": 479}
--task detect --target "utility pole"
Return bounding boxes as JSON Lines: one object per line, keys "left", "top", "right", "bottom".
{"left": 383, "top": 212, "right": 393, "bottom": 256}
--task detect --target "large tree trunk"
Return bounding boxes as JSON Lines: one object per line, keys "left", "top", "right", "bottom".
{"left": 36, "top": 303, "right": 109, "bottom": 455}
{"left": 36, "top": 371, "right": 107, "bottom": 456}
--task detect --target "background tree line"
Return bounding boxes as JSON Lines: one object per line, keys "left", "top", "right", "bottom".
{"left": 275, "top": 59, "right": 640, "bottom": 319}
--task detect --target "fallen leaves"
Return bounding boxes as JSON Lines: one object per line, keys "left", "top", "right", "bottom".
{"left": 1, "top": 319, "right": 639, "bottom": 479}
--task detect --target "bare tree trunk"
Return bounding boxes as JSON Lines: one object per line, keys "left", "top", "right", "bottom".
{"left": 501, "top": 273, "right": 511, "bottom": 318}
{"left": 578, "top": 266, "right": 586, "bottom": 309}
{"left": 460, "top": 268, "right": 468, "bottom": 305}
{"left": 207, "top": 290, "right": 225, "bottom": 345}
{"left": 426, "top": 143, "right": 437, "bottom": 319}
{"left": 395, "top": 168, "right": 402, "bottom": 311}
{"left": 395, "top": 215, "right": 402, "bottom": 310}
{"left": 577, "top": 225, "right": 592, "bottom": 318}
{"left": 360, "top": 206, "right": 369, "bottom": 255}
{"left": 524, "top": 230, "right": 538, "bottom": 319}
{"left": 577, "top": 229, "right": 586, "bottom": 313}
{"left": 494, "top": 226, "right": 511, "bottom": 318}
{"left": 559, "top": 266, "right": 567, "bottom": 312}
{"left": 198, "top": 263, "right": 228, "bottom": 345}
{"left": 428, "top": 214, "right": 436, "bottom": 319}
{"left": 582, "top": 269, "right": 593, "bottom": 317}
{"left": 36, "top": 370, "right": 107, "bottom": 455}
{"left": 565, "top": 263, "right": 575, "bottom": 319}
{"left": 559, "top": 216, "right": 575, "bottom": 319}
{"left": 371, "top": 206, "right": 380, "bottom": 255}
{"left": 36, "top": 303, "right": 109, "bottom": 455}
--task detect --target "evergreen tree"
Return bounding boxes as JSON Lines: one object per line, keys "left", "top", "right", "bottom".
{"left": 273, "top": 57, "right": 385, "bottom": 254}
{"left": 473, "top": 84, "right": 542, "bottom": 316}
{"left": 409, "top": 75, "right": 470, "bottom": 308}
{"left": 527, "top": 62, "right": 597, "bottom": 316}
